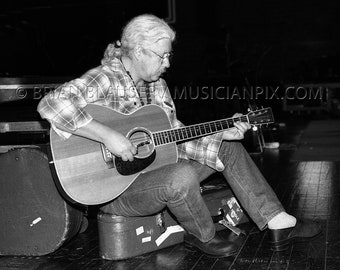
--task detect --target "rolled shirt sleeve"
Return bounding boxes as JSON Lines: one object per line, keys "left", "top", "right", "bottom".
{"left": 37, "top": 87, "right": 93, "bottom": 139}
{"left": 177, "top": 132, "right": 225, "bottom": 171}
{"left": 37, "top": 74, "right": 107, "bottom": 138}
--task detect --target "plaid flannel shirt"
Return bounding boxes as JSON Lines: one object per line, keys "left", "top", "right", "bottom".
{"left": 37, "top": 58, "right": 225, "bottom": 171}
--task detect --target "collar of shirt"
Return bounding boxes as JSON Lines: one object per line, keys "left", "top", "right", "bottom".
{"left": 106, "top": 57, "right": 157, "bottom": 105}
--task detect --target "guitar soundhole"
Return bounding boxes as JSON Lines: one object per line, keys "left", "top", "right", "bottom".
{"left": 115, "top": 127, "right": 156, "bottom": 176}
{"left": 128, "top": 128, "right": 154, "bottom": 158}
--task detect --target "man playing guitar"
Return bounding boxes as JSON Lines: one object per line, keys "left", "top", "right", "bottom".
{"left": 38, "top": 14, "right": 321, "bottom": 257}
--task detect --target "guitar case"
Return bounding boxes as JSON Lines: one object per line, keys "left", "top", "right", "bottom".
{"left": 0, "top": 147, "right": 85, "bottom": 256}
{"left": 97, "top": 210, "right": 184, "bottom": 260}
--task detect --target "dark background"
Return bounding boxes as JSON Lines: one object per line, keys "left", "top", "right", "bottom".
{"left": 1, "top": 0, "right": 340, "bottom": 123}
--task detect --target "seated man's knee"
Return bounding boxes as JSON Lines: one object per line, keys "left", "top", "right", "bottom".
{"left": 167, "top": 163, "right": 199, "bottom": 198}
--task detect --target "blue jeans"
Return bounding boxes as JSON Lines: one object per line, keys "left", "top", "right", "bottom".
{"left": 101, "top": 141, "right": 285, "bottom": 242}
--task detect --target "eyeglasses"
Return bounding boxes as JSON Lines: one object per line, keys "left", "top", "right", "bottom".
{"left": 147, "top": 49, "right": 173, "bottom": 63}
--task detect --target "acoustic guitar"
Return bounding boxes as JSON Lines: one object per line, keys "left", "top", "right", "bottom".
{"left": 49, "top": 104, "right": 274, "bottom": 205}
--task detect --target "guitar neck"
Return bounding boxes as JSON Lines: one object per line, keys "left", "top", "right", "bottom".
{"left": 152, "top": 115, "right": 249, "bottom": 146}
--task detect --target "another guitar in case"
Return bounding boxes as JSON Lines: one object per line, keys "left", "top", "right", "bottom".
{"left": 0, "top": 147, "right": 85, "bottom": 256}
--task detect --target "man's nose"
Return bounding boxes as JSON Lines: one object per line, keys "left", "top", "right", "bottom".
{"left": 163, "top": 57, "right": 170, "bottom": 68}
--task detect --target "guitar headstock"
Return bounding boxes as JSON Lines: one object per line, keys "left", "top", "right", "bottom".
{"left": 247, "top": 107, "right": 275, "bottom": 126}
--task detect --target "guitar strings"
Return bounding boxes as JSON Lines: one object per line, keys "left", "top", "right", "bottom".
{"left": 127, "top": 115, "right": 252, "bottom": 145}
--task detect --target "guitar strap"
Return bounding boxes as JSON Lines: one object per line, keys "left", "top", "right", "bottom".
{"left": 137, "top": 83, "right": 153, "bottom": 106}
{"left": 125, "top": 69, "right": 153, "bottom": 106}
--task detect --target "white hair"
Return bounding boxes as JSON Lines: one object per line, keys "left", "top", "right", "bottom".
{"left": 120, "top": 14, "right": 176, "bottom": 57}
{"left": 101, "top": 14, "right": 176, "bottom": 64}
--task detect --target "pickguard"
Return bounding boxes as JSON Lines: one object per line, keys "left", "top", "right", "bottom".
{"left": 115, "top": 151, "right": 156, "bottom": 176}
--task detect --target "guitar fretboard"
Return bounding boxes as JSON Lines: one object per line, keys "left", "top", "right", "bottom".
{"left": 152, "top": 115, "right": 248, "bottom": 146}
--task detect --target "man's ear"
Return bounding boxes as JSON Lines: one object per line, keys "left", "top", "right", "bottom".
{"left": 133, "top": 45, "right": 143, "bottom": 60}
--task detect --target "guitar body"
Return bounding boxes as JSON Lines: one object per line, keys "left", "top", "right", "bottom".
{"left": 50, "top": 104, "right": 178, "bottom": 205}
